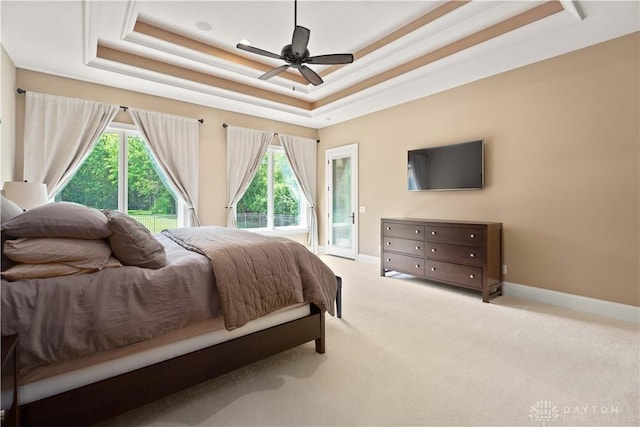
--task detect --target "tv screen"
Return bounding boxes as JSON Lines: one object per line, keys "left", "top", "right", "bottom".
{"left": 408, "top": 140, "right": 484, "bottom": 191}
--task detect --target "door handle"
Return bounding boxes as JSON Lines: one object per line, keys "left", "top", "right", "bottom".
{"left": 350, "top": 212, "right": 355, "bottom": 224}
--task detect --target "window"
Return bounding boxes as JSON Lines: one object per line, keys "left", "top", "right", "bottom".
{"left": 236, "top": 147, "right": 306, "bottom": 230}
{"left": 56, "top": 125, "right": 179, "bottom": 234}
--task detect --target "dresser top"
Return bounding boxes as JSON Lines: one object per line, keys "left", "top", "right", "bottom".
{"left": 382, "top": 218, "right": 502, "bottom": 226}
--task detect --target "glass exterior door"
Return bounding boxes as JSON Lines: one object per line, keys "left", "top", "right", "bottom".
{"left": 326, "top": 144, "right": 358, "bottom": 259}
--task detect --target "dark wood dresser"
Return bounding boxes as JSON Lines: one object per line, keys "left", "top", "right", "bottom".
{"left": 381, "top": 218, "right": 502, "bottom": 302}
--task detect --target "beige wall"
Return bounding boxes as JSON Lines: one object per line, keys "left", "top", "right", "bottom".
{"left": 318, "top": 33, "right": 639, "bottom": 307}
{"left": 13, "top": 70, "right": 318, "bottom": 229}
{"left": 1, "top": 45, "right": 16, "bottom": 184}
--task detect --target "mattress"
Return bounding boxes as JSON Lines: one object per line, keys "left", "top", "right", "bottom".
{"left": 20, "top": 303, "right": 311, "bottom": 405}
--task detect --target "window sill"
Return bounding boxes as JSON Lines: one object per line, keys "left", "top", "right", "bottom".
{"left": 245, "top": 227, "right": 310, "bottom": 237}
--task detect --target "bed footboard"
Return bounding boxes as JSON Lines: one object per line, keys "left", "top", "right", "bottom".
{"left": 19, "top": 304, "right": 326, "bottom": 427}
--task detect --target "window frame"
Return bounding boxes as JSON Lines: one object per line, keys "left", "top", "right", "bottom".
{"left": 239, "top": 145, "right": 308, "bottom": 235}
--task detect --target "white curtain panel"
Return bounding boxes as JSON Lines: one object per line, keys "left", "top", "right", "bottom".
{"left": 225, "top": 126, "right": 273, "bottom": 228}
{"left": 128, "top": 108, "right": 201, "bottom": 227}
{"left": 23, "top": 92, "right": 119, "bottom": 198}
{"left": 279, "top": 134, "right": 319, "bottom": 253}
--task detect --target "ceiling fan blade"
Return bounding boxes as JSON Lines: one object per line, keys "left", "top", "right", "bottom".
{"left": 259, "top": 64, "right": 291, "bottom": 80}
{"left": 236, "top": 43, "right": 282, "bottom": 60}
{"left": 291, "top": 26, "right": 310, "bottom": 57}
{"left": 299, "top": 65, "right": 323, "bottom": 86}
{"left": 306, "top": 53, "right": 354, "bottom": 65}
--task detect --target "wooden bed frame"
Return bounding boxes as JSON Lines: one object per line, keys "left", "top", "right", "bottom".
{"left": 18, "top": 277, "right": 342, "bottom": 427}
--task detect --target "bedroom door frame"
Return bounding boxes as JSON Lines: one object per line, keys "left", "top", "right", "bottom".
{"left": 325, "top": 143, "right": 358, "bottom": 259}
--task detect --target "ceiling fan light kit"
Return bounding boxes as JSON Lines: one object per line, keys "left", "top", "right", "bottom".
{"left": 236, "top": 0, "right": 353, "bottom": 86}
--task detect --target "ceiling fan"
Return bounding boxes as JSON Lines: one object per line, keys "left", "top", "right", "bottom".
{"left": 236, "top": 0, "right": 354, "bottom": 86}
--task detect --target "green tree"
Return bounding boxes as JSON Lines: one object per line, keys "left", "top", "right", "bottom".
{"left": 273, "top": 152, "right": 299, "bottom": 217}
{"left": 59, "top": 132, "right": 118, "bottom": 209}
{"left": 237, "top": 156, "right": 267, "bottom": 215}
{"left": 127, "top": 136, "right": 176, "bottom": 214}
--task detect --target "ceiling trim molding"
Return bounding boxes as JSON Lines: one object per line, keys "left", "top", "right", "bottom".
{"left": 82, "top": 0, "right": 96, "bottom": 65}
{"left": 312, "top": 0, "right": 566, "bottom": 110}
{"left": 96, "top": 44, "right": 312, "bottom": 110}
{"left": 132, "top": 19, "right": 309, "bottom": 86}
{"left": 559, "top": 0, "right": 584, "bottom": 21}
{"left": 319, "top": 0, "right": 470, "bottom": 78}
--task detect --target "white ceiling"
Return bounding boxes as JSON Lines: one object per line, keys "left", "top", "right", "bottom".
{"left": 2, "top": 1, "right": 639, "bottom": 129}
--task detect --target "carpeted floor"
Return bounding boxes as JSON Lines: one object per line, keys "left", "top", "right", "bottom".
{"left": 98, "top": 255, "right": 640, "bottom": 427}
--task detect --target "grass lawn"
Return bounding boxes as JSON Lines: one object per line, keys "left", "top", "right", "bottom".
{"left": 129, "top": 211, "right": 177, "bottom": 234}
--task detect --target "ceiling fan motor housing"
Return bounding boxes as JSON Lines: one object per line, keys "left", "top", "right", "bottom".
{"left": 281, "top": 45, "right": 309, "bottom": 67}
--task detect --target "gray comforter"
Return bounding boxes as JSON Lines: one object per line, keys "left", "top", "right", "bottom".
{"left": 1, "top": 234, "right": 218, "bottom": 370}
{"left": 163, "top": 226, "right": 337, "bottom": 330}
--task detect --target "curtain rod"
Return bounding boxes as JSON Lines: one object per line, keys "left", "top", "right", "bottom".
{"left": 16, "top": 88, "right": 204, "bottom": 124}
{"left": 222, "top": 123, "right": 319, "bottom": 143}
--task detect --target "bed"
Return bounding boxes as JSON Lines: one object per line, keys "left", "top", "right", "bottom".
{"left": 0, "top": 199, "right": 340, "bottom": 426}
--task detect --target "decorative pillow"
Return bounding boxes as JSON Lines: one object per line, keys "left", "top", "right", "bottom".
{"left": 4, "top": 237, "right": 114, "bottom": 269}
{"left": 1, "top": 256, "right": 122, "bottom": 281}
{"left": 1, "top": 202, "right": 111, "bottom": 239}
{"left": 1, "top": 195, "right": 24, "bottom": 223}
{"left": 103, "top": 210, "right": 167, "bottom": 269}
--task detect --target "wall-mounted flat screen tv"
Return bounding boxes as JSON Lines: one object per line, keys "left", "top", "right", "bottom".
{"left": 408, "top": 140, "right": 484, "bottom": 191}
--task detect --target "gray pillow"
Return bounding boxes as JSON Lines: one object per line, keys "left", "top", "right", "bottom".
{"left": 1, "top": 257, "right": 122, "bottom": 281}
{"left": 4, "top": 237, "right": 114, "bottom": 269}
{"left": 1, "top": 195, "right": 24, "bottom": 223}
{"left": 1, "top": 202, "right": 112, "bottom": 239}
{"left": 103, "top": 210, "right": 167, "bottom": 269}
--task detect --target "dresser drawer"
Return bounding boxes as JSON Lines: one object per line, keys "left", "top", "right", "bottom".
{"left": 382, "top": 222, "right": 425, "bottom": 240}
{"left": 383, "top": 252, "right": 425, "bottom": 277}
{"left": 383, "top": 237, "right": 425, "bottom": 256}
{"left": 425, "top": 242, "right": 484, "bottom": 266}
{"left": 425, "top": 226, "right": 483, "bottom": 245}
{"left": 425, "top": 260, "right": 482, "bottom": 289}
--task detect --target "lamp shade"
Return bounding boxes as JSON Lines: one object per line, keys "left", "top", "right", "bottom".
{"left": 2, "top": 181, "right": 49, "bottom": 210}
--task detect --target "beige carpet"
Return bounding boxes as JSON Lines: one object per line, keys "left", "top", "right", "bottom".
{"left": 98, "top": 256, "right": 639, "bottom": 427}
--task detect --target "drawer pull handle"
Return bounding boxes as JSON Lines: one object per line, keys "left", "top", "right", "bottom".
{"left": 386, "top": 258, "right": 391, "bottom": 262}
{"left": 470, "top": 234, "right": 475, "bottom": 238}
{"left": 469, "top": 253, "right": 475, "bottom": 258}
{"left": 431, "top": 231, "right": 436, "bottom": 235}
{"left": 415, "top": 264, "right": 420, "bottom": 269}
{"left": 415, "top": 246, "right": 420, "bottom": 250}
{"left": 386, "top": 227, "right": 391, "bottom": 231}
{"left": 431, "top": 248, "right": 436, "bottom": 252}
{"left": 469, "top": 274, "right": 475, "bottom": 279}
{"left": 415, "top": 230, "right": 420, "bottom": 234}
{"left": 431, "top": 267, "right": 436, "bottom": 271}
{"left": 386, "top": 241, "right": 391, "bottom": 245}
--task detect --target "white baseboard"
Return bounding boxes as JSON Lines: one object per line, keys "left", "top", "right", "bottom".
{"left": 317, "top": 247, "right": 378, "bottom": 265}
{"left": 319, "top": 251, "right": 639, "bottom": 324}
{"left": 356, "top": 253, "right": 379, "bottom": 264}
{"left": 502, "top": 281, "right": 639, "bottom": 324}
